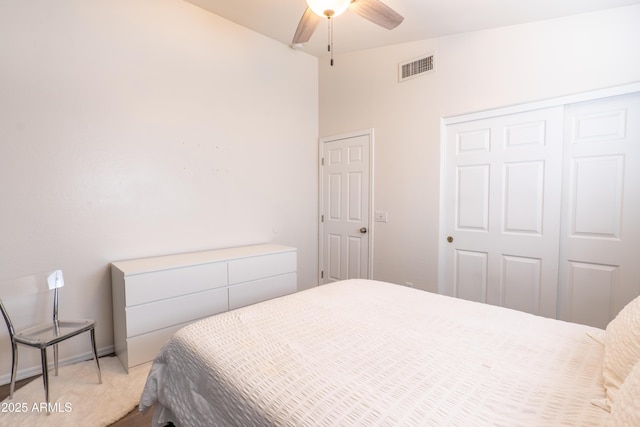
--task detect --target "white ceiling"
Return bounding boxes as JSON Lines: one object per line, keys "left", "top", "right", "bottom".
{"left": 183, "top": 0, "right": 639, "bottom": 57}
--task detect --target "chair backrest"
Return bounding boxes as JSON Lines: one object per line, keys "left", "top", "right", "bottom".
{"left": 0, "top": 270, "right": 65, "bottom": 337}
{"left": 0, "top": 270, "right": 64, "bottom": 300}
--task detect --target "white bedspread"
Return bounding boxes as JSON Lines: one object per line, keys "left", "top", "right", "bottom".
{"left": 139, "top": 279, "right": 609, "bottom": 426}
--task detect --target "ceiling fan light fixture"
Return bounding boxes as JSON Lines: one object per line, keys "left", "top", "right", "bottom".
{"left": 306, "top": 0, "right": 351, "bottom": 18}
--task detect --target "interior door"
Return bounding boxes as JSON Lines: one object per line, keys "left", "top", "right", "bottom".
{"left": 442, "top": 107, "right": 564, "bottom": 318}
{"left": 320, "top": 131, "right": 372, "bottom": 283}
{"left": 558, "top": 92, "right": 640, "bottom": 328}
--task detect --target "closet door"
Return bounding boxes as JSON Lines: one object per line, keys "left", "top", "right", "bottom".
{"left": 442, "top": 107, "right": 564, "bottom": 318}
{"left": 558, "top": 92, "right": 640, "bottom": 328}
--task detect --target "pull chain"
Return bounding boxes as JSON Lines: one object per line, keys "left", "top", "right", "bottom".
{"left": 327, "top": 17, "right": 334, "bottom": 66}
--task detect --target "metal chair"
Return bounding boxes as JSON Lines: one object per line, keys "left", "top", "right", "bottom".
{"left": 0, "top": 270, "right": 101, "bottom": 414}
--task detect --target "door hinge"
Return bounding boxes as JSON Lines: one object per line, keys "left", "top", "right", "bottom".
{"left": 321, "top": 157, "right": 325, "bottom": 166}
{"left": 321, "top": 214, "right": 324, "bottom": 222}
{"left": 321, "top": 271, "right": 324, "bottom": 279}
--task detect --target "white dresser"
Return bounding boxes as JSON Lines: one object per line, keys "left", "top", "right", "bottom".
{"left": 111, "top": 244, "right": 297, "bottom": 371}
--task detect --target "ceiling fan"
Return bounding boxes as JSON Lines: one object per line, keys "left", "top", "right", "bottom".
{"left": 292, "top": 0, "right": 404, "bottom": 65}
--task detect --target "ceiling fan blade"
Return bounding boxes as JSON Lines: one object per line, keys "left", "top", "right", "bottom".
{"left": 350, "top": 0, "right": 404, "bottom": 30}
{"left": 292, "top": 7, "right": 323, "bottom": 44}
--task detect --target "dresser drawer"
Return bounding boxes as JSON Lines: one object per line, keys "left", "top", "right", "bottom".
{"left": 125, "top": 262, "right": 227, "bottom": 306}
{"left": 228, "top": 251, "right": 296, "bottom": 285}
{"left": 229, "top": 272, "right": 297, "bottom": 310}
{"left": 126, "top": 323, "right": 186, "bottom": 368}
{"left": 126, "top": 287, "right": 228, "bottom": 337}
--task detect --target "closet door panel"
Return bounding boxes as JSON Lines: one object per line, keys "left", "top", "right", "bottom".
{"left": 443, "top": 107, "right": 564, "bottom": 317}
{"left": 559, "top": 92, "right": 640, "bottom": 328}
{"left": 566, "top": 261, "right": 617, "bottom": 328}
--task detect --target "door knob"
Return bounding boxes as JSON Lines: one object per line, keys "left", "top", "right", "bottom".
{"left": 447, "top": 236, "right": 453, "bottom": 243}
{"left": 360, "top": 227, "right": 368, "bottom": 234}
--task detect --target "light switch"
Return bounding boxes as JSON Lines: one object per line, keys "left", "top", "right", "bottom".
{"left": 375, "top": 210, "right": 388, "bottom": 223}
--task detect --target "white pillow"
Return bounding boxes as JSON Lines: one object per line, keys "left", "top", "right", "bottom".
{"left": 603, "top": 295, "right": 640, "bottom": 410}
{"left": 608, "top": 362, "right": 640, "bottom": 426}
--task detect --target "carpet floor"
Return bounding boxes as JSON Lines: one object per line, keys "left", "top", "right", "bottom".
{"left": 0, "top": 356, "right": 151, "bottom": 426}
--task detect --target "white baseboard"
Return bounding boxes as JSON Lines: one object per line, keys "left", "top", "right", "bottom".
{"left": 0, "top": 345, "right": 115, "bottom": 387}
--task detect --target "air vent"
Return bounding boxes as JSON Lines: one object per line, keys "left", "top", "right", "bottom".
{"left": 399, "top": 53, "right": 435, "bottom": 82}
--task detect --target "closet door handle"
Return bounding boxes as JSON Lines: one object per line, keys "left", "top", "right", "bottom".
{"left": 360, "top": 227, "right": 368, "bottom": 234}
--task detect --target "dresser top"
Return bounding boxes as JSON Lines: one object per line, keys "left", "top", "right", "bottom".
{"left": 111, "top": 243, "right": 296, "bottom": 275}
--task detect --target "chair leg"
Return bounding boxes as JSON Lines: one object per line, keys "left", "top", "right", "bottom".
{"left": 9, "top": 342, "right": 18, "bottom": 399}
{"left": 40, "top": 348, "right": 51, "bottom": 415}
{"left": 90, "top": 328, "right": 102, "bottom": 384}
{"left": 53, "top": 343, "right": 59, "bottom": 376}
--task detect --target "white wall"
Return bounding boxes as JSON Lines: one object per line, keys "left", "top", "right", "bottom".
{"left": 319, "top": 5, "right": 640, "bottom": 292}
{"left": 0, "top": 0, "right": 318, "bottom": 377}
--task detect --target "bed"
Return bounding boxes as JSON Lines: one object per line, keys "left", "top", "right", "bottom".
{"left": 139, "top": 279, "right": 640, "bottom": 426}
